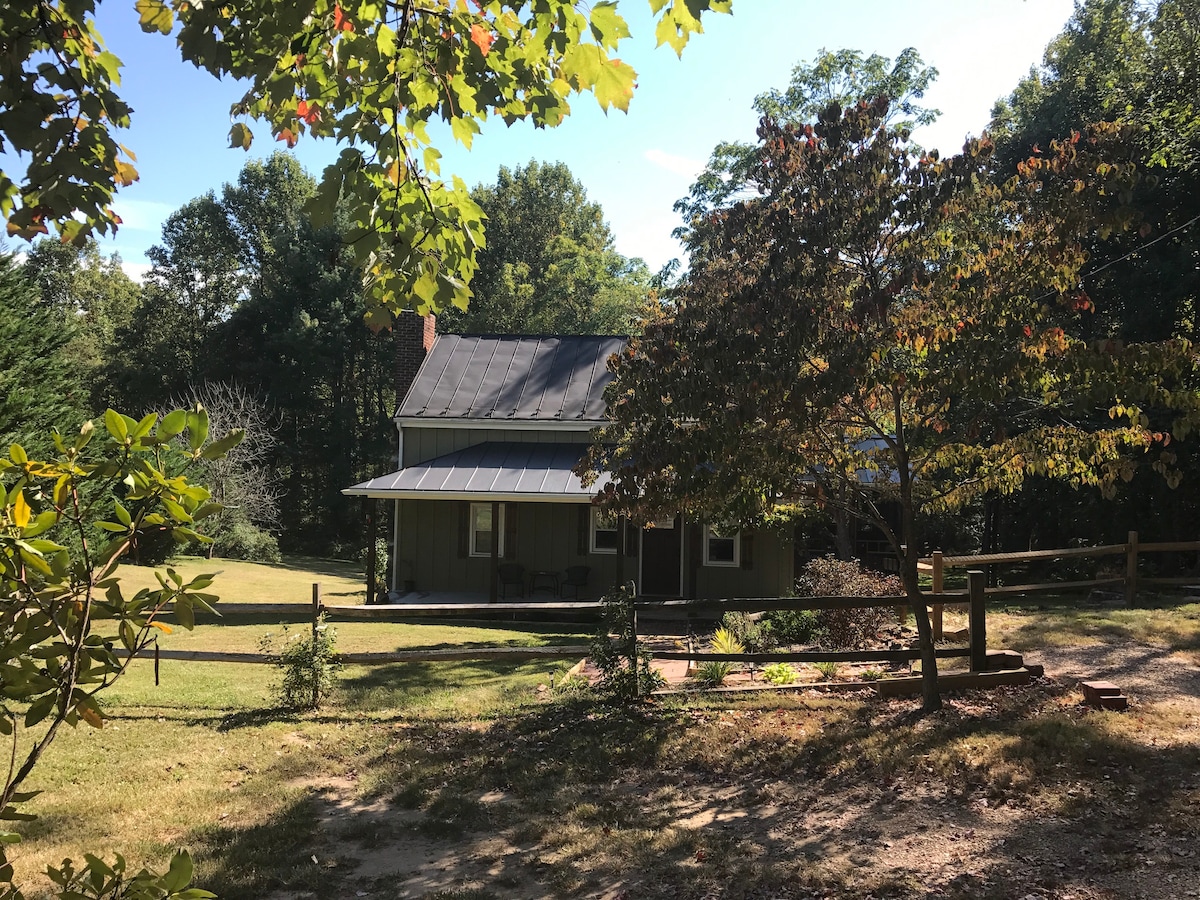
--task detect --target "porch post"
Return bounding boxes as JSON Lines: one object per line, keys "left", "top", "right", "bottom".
{"left": 391, "top": 500, "right": 402, "bottom": 593}
{"left": 365, "top": 503, "right": 378, "bottom": 605}
{"left": 489, "top": 499, "right": 500, "bottom": 603}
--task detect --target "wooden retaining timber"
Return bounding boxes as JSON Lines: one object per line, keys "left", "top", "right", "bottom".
{"left": 650, "top": 648, "right": 970, "bottom": 664}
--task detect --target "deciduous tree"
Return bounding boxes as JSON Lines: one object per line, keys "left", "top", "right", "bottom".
{"left": 585, "top": 100, "right": 1200, "bottom": 712}
{"left": 1, "top": 0, "right": 730, "bottom": 323}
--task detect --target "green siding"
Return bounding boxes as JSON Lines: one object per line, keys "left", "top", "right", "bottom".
{"left": 402, "top": 426, "right": 592, "bottom": 467}
{"left": 397, "top": 499, "right": 631, "bottom": 596}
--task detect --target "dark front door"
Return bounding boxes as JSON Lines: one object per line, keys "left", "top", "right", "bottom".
{"left": 640, "top": 517, "right": 681, "bottom": 596}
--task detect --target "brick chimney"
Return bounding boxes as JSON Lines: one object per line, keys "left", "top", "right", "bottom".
{"left": 393, "top": 311, "right": 436, "bottom": 409}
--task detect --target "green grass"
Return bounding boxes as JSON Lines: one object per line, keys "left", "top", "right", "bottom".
{"left": 116, "top": 555, "right": 368, "bottom": 605}
{"left": 10, "top": 558, "right": 1200, "bottom": 899}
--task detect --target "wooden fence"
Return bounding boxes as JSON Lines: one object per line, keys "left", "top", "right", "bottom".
{"left": 921, "top": 530, "right": 1200, "bottom": 639}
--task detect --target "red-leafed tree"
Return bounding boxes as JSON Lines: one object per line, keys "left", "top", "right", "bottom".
{"left": 583, "top": 99, "right": 1200, "bottom": 712}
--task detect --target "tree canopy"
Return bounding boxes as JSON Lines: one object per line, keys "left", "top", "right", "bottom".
{"left": 586, "top": 98, "right": 1200, "bottom": 711}
{"left": 1, "top": 0, "right": 730, "bottom": 325}
{"left": 437, "top": 160, "right": 649, "bottom": 335}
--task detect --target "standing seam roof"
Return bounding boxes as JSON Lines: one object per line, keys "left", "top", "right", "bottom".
{"left": 397, "top": 334, "right": 625, "bottom": 421}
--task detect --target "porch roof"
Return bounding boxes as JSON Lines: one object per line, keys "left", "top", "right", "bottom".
{"left": 343, "top": 442, "right": 609, "bottom": 502}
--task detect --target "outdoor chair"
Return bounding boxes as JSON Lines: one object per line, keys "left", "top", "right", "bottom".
{"left": 559, "top": 565, "right": 590, "bottom": 600}
{"left": 498, "top": 563, "right": 525, "bottom": 600}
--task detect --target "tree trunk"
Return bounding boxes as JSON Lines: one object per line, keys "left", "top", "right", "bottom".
{"left": 834, "top": 507, "right": 854, "bottom": 561}
{"left": 902, "top": 549, "right": 941, "bottom": 713}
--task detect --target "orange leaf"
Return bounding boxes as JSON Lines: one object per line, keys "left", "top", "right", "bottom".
{"left": 79, "top": 705, "right": 104, "bottom": 729}
{"left": 149, "top": 620, "right": 174, "bottom": 634}
{"left": 469, "top": 23, "right": 493, "bottom": 56}
{"left": 276, "top": 128, "right": 298, "bottom": 148}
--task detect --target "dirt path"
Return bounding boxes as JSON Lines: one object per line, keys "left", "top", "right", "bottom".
{"left": 281, "top": 639, "right": 1200, "bottom": 900}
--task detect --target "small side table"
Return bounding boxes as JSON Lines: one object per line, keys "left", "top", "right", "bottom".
{"left": 529, "top": 570, "right": 560, "bottom": 596}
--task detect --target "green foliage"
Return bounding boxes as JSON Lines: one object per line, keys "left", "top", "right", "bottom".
{"left": 589, "top": 583, "right": 663, "bottom": 699}
{"left": 0, "top": 254, "right": 85, "bottom": 457}
{"left": 812, "top": 661, "right": 840, "bottom": 681}
{"left": 213, "top": 520, "right": 281, "bottom": 564}
{"left": 676, "top": 47, "right": 938, "bottom": 225}
{"left": 762, "top": 609, "right": 824, "bottom": 646}
{"left": 761, "top": 662, "right": 797, "bottom": 685}
{"left": 438, "top": 161, "right": 649, "bottom": 335}
{"left": 44, "top": 850, "right": 214, "bottom": 899}
{"left": 0, "top": 406, "right": 237, "bottom": 897}
{"left": 691, "top": 626, "right": 744, "bottom": 688}
{"left": 859, "top": 668, "right": 885, "bottom": 682}
{"left": 362, "top": 536, "right": 389, "bottom": 593}
{"left": 259, "top": 615, "right": 341, "bottom": 710}
{"left": 719, "top": 611, "right": 775, "bottom": 652}
{"left": 1, "top": 0, "right": 729, "bottom": 322}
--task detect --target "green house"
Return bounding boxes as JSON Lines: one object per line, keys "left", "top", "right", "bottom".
{"left": 343, "top": 315, "right": 794, "bottom": 602}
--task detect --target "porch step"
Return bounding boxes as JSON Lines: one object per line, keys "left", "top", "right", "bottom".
{"left": 874, "top": 667, "right": 1033, "bottom": 698}
{"left": 1081, "top": 680, "right": 1129, "bottom": 711}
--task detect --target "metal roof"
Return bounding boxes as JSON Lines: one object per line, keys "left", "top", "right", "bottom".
{"left": 342, "top": 442, "right": 610, "bottom": 501}
{"left": 398, "top": 334, "right": 625, "bottom": 422}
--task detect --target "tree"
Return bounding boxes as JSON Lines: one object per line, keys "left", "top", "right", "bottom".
{"left": 675, "top": 47, "right": 938, "bottom": 226}
{"left": 0, "top": 253, "right": 86, "bottom": 456}
{"left": 584, "top": 100, "right": 1200, "bottom": 712}
{"left": 20, "top": 239, "right": 142, "bottom": 409}
{"left": 168, "top": 381, "right": 282, "bottom": 562}
{"left": 1, "top": 405, "right": 240, "bottom": 898}
{"left": 1, "top": 0, "right": 730, "bottom": 323}
{"left": 438, "top": 161, "right": 650, "bottom": 334}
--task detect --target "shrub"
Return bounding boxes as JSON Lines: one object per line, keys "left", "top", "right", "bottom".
{"left": 214, "top": 519, "right": 282, "bottom": 563}
{"left": 260, "top": 615, "right": 341, "bottom": 708}
{"left": 796, "top": 556, "right": 901, "bottom": 649}
{"left": 763, "top": 608, "right": 824, "bottom": 644}
{"left": 590, "top": 583, "right": 664, "bottom": 699}
{"left": 721, "top": 611, "right": 775, "bottom": 652}
{"left": 860, "top": 667, "right": 885, "bottom": 682}
{"left": 691, "top": 626, "right": 744, "bottom": 688}
{"left": 761, "top": 662, "right": 798, "bottom": 685}
{"left": 813, "top": 661, "right": 840, "bottom": 681}
{"left": 361, "top": 536, "right": 390, "bottom": 593}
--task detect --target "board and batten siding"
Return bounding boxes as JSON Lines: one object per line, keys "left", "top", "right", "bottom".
{"left": 399, "top": 498, "right": 631, "bottom": 595}
{"left": 402, "top": 426, "right": 593, "bottom": 468}
{"left": 688, "top": 525, "right": 794, "bottom": 600}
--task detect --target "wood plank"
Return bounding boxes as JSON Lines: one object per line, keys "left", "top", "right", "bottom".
{"left": 649, "top": 648, "right": 970, "bottom": 663}
{"left": 118, "top": 645, "right": 591, "bottom": 665}
{"left": 874, "top": 668, "right": 1032, "bottom": 697}
{"left": 634, "top": 596, "right": 916, "bottom": 613}
{"left": 925, "top": 544, "right": 1126, "bottom": 567}
{"left": 1141, "top": 576, "right": 1200, "bottom": 586}
{"left": 1137, "top": 541, "right": 1200, "bottom": 553}
{"left": 323, "top": 602, "right": 603, "bottom": 618}
{"left": 982, "top": 577, "right": 1125, "bottom": 595}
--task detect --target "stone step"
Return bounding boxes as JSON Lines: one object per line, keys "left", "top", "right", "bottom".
{"left": 1081, "top": 680, "right": 1129, "bottom": 711}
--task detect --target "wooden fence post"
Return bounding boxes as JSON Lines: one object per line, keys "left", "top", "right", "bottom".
{"left": 931, "top": 550, "right": 944, "bottom": 641}
{"left": 968, "top": 570, "right": 986, "bottom": 672}
{"left": 628, "top": 597, "right": 640, "bottom": 698}
{"left": 1125, "top": 530, "right": 1139, "bottom": 607}
{"left": 311, "top": 582, "right": 322, "bottom": 708}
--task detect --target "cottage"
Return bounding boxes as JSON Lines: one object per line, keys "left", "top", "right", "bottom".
{"left": 343, "top": 314, "right": 794, "bottom": 601}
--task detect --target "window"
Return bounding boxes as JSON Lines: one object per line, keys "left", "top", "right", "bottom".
{"left": 590, "top": 508, "right": 619, "bottom": 554}
{"left": 469, "top": 502, "right": 504, "bottom": 557}
{"left": 703, "top": 524, "right": 740, "bottom": 567}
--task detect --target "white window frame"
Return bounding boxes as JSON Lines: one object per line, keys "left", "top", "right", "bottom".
{"left": 589, "top": 508, "right": 619, "bottom": 555}
{"left": 469, "top": 502, "right": 505, "bottom": 558}
{"left": 703, "top": 524, "right": 740, "bottom": 567}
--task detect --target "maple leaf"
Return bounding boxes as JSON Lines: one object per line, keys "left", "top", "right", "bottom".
{"left": 469, "top": 23, "right": 494, "bottom": 56}
{"left": 276, "top": 127, "right": 297, "bottom": 148}
{"left": 332, "top": 3, "right": 353, "bottom": 32}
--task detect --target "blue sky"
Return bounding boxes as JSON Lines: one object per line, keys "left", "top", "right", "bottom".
{"left": 70, "top": 1, "right": 1076, "bottom": 277}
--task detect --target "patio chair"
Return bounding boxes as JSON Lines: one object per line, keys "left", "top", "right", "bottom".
{"left": 498, "top": 563, "right": 525, "bottom": 600}
{"left": 559, "top": 565, "right": 590, "bottom": 600}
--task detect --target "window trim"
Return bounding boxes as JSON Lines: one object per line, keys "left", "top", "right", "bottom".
{"left": 468, "top": 502, "right": 505, "bottom": 558}
{"left": 589, "top": 507, "right": 619, "bottom": 555}
{"left": 703, "top": 524, "right": 740, "bottom": 567}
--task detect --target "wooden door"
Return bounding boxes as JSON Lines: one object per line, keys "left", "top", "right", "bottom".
{"left": 640, "top": 517, "right": 681, "bottom": 596}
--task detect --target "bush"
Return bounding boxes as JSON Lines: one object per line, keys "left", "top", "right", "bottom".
{"left": 761, "top": 662, "right": 798, "bottom": 685}
{"left": 720, "top": 611, "right": 776, "bottom": 652}
{"left": 590, "top": 583, "right": 664, "bottom": 699}
{"left": 259, "top": 615, "right": 341, "bottom": 708}
{"left": 796, "top": 556, "right": 901, "bottom": 649}
{"left": 763, "top": 608, "right": 824, "bottom": 644}
{"left": 214, "top": 519, "right": 282, "bottom": 563}
{"left": 691, "top": 626, "right": 744, "bottom": 688}
{"left": 361, "top": 536, "right": 390, "bottom": 593}
{"left": 813, "top": 660, "right": 840, "bottom": 681}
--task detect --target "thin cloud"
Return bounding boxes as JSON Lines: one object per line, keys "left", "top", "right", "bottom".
{"left": 643, "top": 148, "right": 704, "bottom": 181}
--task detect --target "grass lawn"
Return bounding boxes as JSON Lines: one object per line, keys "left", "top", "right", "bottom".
{"left": 9, "top": 561, "right": 1200, "bottom": 900}
{"left": 116, "top": 555, "right": 369, "bottom": 605}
